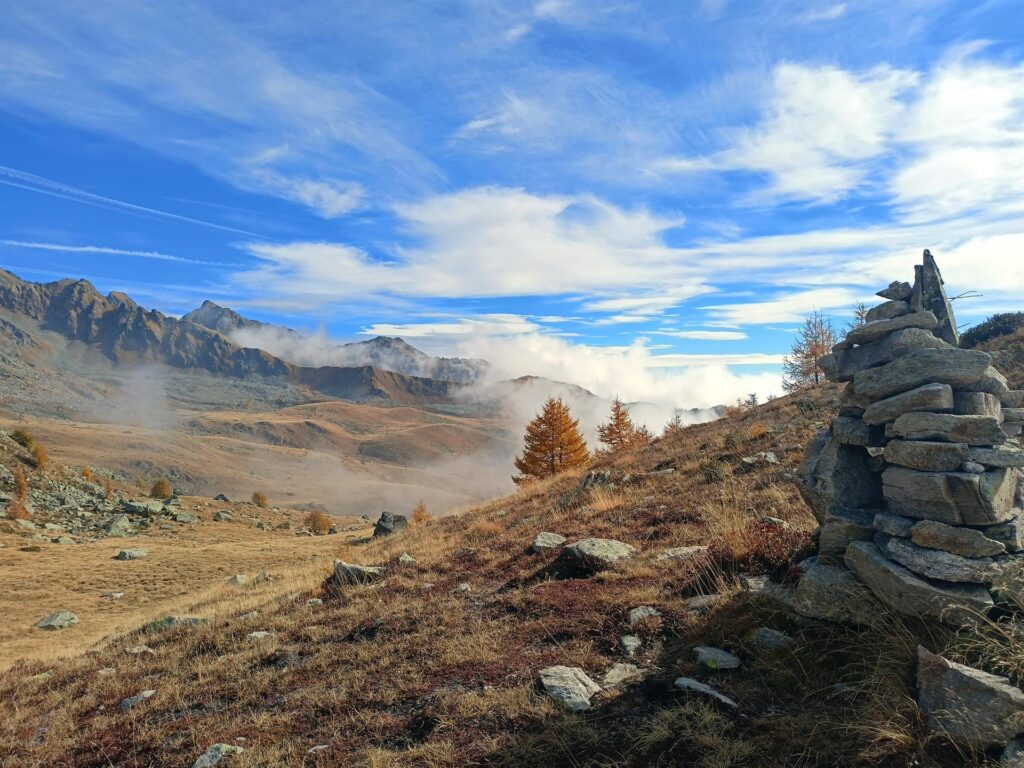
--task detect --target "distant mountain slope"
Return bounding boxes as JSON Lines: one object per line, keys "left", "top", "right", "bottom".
{"left": 0, "top": 269, "right": 464, "bottom": 405}
{"left": 184, "top": 300, "right": 489, "bottom": 383}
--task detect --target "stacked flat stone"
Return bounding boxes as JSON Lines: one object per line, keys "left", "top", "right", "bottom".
{"left": 800, "top": 250, "right": 1024, "bottom": 625}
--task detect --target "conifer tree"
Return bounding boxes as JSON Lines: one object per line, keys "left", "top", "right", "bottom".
{"left": 781, "top": 310, "right": 837, "bottom": 392}
{"left": 598, "top": 396, "right": 637, "bottom": 452}
{"left": 662, "top": 412, "right": 685, "bottom": 438}
{"left": 513, "top": 397, "right": 589, "bottom": 484}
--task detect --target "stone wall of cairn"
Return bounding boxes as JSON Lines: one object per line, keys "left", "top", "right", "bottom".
{"left": 797, "top": 250, "right": 1024, "bottom": 626}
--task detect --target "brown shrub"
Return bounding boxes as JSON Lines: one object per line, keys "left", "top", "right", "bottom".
{"left": 747, "top": 422, "right": 767, "bottom": 440}
{"left": 104, "top": 479, "right": 115, "bottom": 501}
{"left": 411, "top": 499, "right": 433, "bottom": 525}
{"left": 7, "top": 498, "right": 30, "bottom": 520}
{"left": 81, "top": 467, "right": 94, "bottom": 483}
{"left": 13, "top": 466, "right": 28, "bottom": 501}
{"left": 708, "top": 520, "right": 813, "bottom": 576}
{"left": 305, "top": 510, "right": 332, "bottom": 535}
{"left": 31, "top": 444, "right": 48, "bottom": 469}
{"left": 150, "top": 478, "right": 173, "bottom": 499}
{"left": 252, "top": 491, "right": 269, "bottom": 508}
{"left": 10, "top": 429, "right": 33, "bottom": 449}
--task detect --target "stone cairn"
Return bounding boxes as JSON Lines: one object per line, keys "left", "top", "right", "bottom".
{"left": 797, "top": 250, "right": 1024, "bottom": 626}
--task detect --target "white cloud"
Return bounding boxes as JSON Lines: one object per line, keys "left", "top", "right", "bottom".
{"left": 251, "top": 174, "right": 365, "bottom": 218}
{"left": 360, "top": 315, "right": 540, "bottom": 337}
{"left": 796, "top": 3, "right": 848, "bottom": 23}
{"left": 702, "top": 287, "right": 865, "bottom": 325}
{"left": 0, "top": 239, "right": 243, "bottom": 267}
{"left": 654, "top": 329, "right": 748, "bottom": 340}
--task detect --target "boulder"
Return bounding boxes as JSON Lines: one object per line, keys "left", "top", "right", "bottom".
{"left": 911, "top": 520, "right": 1006, "bottom": 558}
{"left": 695, "top": 645, "right": 741, "bottom": 670}
{"left": 877, "top": 280, "right": 912, "bottom": 301}
{"left": 955, "top": 391, "right": 1003, "bottom": 420}
{"left": 213, "top": 494, "right": 230, "bottom": 502}
{"left": 115, "top": 548, "right": 149, "bottom": 560}
{"left": 225, "top": 574, "right": 248, "bottom": 587}
{"left": 882, "top": 466, "right": 1018, "bottom": 526}
{"left": 398, "top": 552, "right": 417, "bottom": 564}
{"left": 105, "top": 514, "right": 134, "bottom": 537}
{"left": 656, "top": 545, "right": 708, "bottom": 561}
{"left": 892, "top": 412, "right": 1005, "bottom": 446}
{"left": 968, "top": 445, "right": 1024, "bottom": 468}
{"left": 174, "top": 512, "right": 199, "bottom": 524}
{"left": 620, "top": 634, "right": 641, "bottom": 656}
{"left": 562, "top": 538, "right": 636, "bottom": 571}
{"left": 884, "top": 537, "right": 1003, "bottom": 583}
{"left": 853, "top": 348, "right": 994, "bottom": 401}
{"left": 818, "top": 507, "right": 876, "bottom": 559}
{"left": 916, "top": 250, "right": 960, "bottom": 346}
{"left": 884, "top": 440, "right": 968, "bottom": 472}
{"left": 192, "top": 744, "right": 244, "bottom": 768}
{"left": 797, "top": 429, "right": 838, "bottom": 523}
{"left": 35, "top": 610, "right": 79, "bottom": 630}
{"left": 833, "top": 328, "right": 949, "bottom": 382}
{"left": 832, "top": 416, "right": 883, "bottom": 446}
{"left": 373, "top": 511, "right": 407, "bottom": 537}
{"left": 844, "top": 542, "right": 993, "bottom": 624}
{"left": 862, "top": 383, "right": 954, "bottom": 426}
{"left": 331, "top": 560, "right": 386, "bottom": 586}
{"left": 603, "top": 663, "right": 642, "bottom": 687}
{"left": 674, "top": 677, "right": 738, "bottom": 709}
{"left": 531, "top": 531, "right": 567, "bottom": 552}
{"left": 744, "top": 627, "right": 793, "bottom": 651}
{"left": 119, "top": 689, "right": 156, "bottom": 710}
{"left": 628, "top": 606, "right": 661, "bottom": 626}
{"left": 538, "top": 666, "right": 601, "bottom": 712}
{"left": 212, "top": 511, "right": 232, "bottom": 522}
{"left": 865, "top": 299, "right": 911, "bottom": 323}
{"left": 874, "top": 512, "right": 915, "bottom": 538}
{"left": 982, "top": 515, "right": 1024, "bottom": 552}
{"left": 917, "top": 645, "right": 1024, "bottom": 747}
{"left": 795, "top": 562, "right": 878, "bottom": 624}
{"left": 845, "top": 311, "right": 937, "bottom": 347}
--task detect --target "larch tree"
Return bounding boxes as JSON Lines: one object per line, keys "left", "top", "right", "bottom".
{"left": 598, "top": 396, "right": 640, "bottom": 452}
{"left": 782, "top": 310, "right": 838, "bottom": 392}
{"left": 513, "top": 397, "right": 590, "bottom": 485}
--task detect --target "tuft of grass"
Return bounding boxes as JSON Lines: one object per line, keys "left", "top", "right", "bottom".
{"left": 31, "top": 443, "right": 48, "bottom": 469}
{"left": 699, "top": 459, "right": 730, "bottom": 484}
{"left": 747, "top": 421, "right": 767, "bottom": 440}
{"left": 150, "top": 478, "right": 172, "bottom": 499}
{"left": 305, "top": 509, "right": 332, "bottom": 534}
{"left": 10, "top": 429, "right": 34, "bottom": 450}
{"left": 252, "top": 490, "right": 269, "bottom": 508}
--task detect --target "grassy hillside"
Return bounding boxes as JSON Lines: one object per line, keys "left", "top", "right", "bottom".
{"left": 1, "top": 385, "right": 1019, "bottom": 767}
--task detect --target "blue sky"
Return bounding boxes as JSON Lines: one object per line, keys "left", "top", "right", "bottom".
{"left": 1, "top": 0, "right": 1023, "bottom": 408}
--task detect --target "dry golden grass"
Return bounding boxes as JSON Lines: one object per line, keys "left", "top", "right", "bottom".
{"left": 0, "top": 384, "right": 1005, "bottom": 767}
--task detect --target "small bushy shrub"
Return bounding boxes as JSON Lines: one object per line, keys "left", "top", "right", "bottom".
{"left": 11, "top": 429, "right": 33, "bottom": 449}
{"left": 14, "top": 466, "right": 28, "bottom": 501}
{"left": 305, "top": 510, "right": 332, "bottom": 534}
{"left": 81, "top": 467, "right": 94, "bottom": 483}
{"left": 31, "top": 444, "right": 48, "bottom": 469}
{"left": 747, "top": 422, "right": 767, "bottom": 440}
{"left": 699, "top": 459, "right": 730, "bottom": 483}
{"left": 252, "top": 491, "right": 269, "bottom": 508}
{"left": 412, "top": 499, "right": 433, "bottom": 525}
{"left": 6, "top": 498, "right": 30, "bottom": 520}
{"left": 150, "top": 478, "right": 172, "bottom": 499}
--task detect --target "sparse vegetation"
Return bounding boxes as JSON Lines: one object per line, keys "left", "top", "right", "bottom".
{"left": 305, "top": 509, "right": 332, "bottom": 534}
{"left": 150, "top": 478, "right": 172, "bottom": 499}
{"left": 10, "top": 429, "right": 33, "bottom": 450}
{"left": 13, "top": 465, "right": 28, "bottom": 501}
{"left": 6, "top": 498, "right": 30, "bottom": 520}
{"left": 104, "top": 478, "right": 115, "bottom": 501}
{"left": 81, "top": 467, "right": 93, "bottom": 483}
{"left": 252, "top": 490, "right": 269, "bottom": 508}
{"left": 412, "top": 498, "right": 433, "bottom": 525}
{"left": 699, "top": 458, "right": 731, "bottom": 483}
{"left": 961, "top": 312, "right": 1024, "bottom": 348}
{"left": 30, "top": 443, "right": 48, "bottom": 469}
{"left": 513, "top": 396, "right": 590, "bottom": 484}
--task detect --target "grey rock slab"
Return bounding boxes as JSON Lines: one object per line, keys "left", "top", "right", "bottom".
{"left": 192, "top": 744, "right": 244, "bottom": 768}
{"left": 745, "top": 627, "right": 794, "bottom": 651}
{"left": 674, "top": 677, "right": 738, "bottom": 709}
{"left": 875, "top": 512, "right": 916, "bottom": 537}
{"left": 884, "top": 537, "right": 1002, "bottom": 583}
{"left": 603, "top": 662, "right": 642, "bottom": 687}
{"left": 917, "top": 645, "right": 1024, "bottom": 747}
{"left": 35, "top": 610, "right": 79, "bottom": 630}
{"left": 212, "top": 511, "right": 232, "bottom": 522}
{"left": 968, "top": 445, "right": 1024, "bottom": 468}
{"left": 834, "top": 328, "right": 949, "bottom": 383}
{"left": 885, "top": 440, "right": 968, "bottom": 472}
{"left": 1003, "top": 739, "right": 1024, "bottom": 767}
{"left": 1003, "top": 391, "right": 1024, "bottom": 408}
{"left": 225, "top": 574, "right": 248, "bottom": 587}
{"left": 866, "top": 299, "right": 911, "bottom": 323}
{"left": 845, "top": 311, "right": 937, "bottom": 347}
{"left": 398, "top": 552, "right": 417, "bottom": 564}
{"left": 531, "top": 531, "right": 567, "bottom": 552}
{"left": 853, "top": 348, "right": 994, "bottom": 401}
{"left": 982, "top": 515, "right": 1024, "bottom": 552}
{"left": 174, "top": 513, "right": 199, "bottom": 524}
{"left": 911, "top": 520, "right": 1006, "bottom": 558}
{"left": 119, "top": 689, "right": 156, "bottom": 710}
{"left": 695, "top": 645, "right": 741, "bottom": 670}
{"left": 955, "top": 391, "right": 1003, "bottom": 420}
{"left": 963, "top": 461, "right": 986, "bottom": 474}
{"left": 863, "top": 384, "right": 954, "bottom": 426}
{"left": 620, "top": 634, "right": 641, "bottom": 656}
{"left": 795, "top": 562, "right": 878, "bottom": 624}
{"left": 684, "top": 594, "right": 722, "bottom": 614}
{"left": 116, "top": 548, "right": 148, "bottom": 560}
{"left": 1005, "top": 408, "right": 1024, "bottom": 424}
{"left": 844, "top": 541, "right": 993, "bottom": 624}
{"left": 917, "top": 250, "right": 960, "bottom": 345}
{"left": 563, "top": 538, "right": 636, "bottom": 569}
{"left": 331, "top": 560, "right": 386, "bottom": 586}
{"left": 877, "top": 280, "right": 912, "bottom": 300}
{"left": 892, "top": 412, "right": 1005, "bottom": 446}
{"left": 819, "top": 507, "right": 876, "bottom": 559}
{"left": 628, "top": 606, "right": 661, "bottom": 626}
{"left": 656, "top": 545, "right": 708, "bottom": 561}
{"left": 832, "top": 416, "right": 883, "bottom": 446}
{"left": 882, "top": 466, "right": 1018, "bottom": 525}
{"left": 538, "top": 665, "right": 601, "bottom": 712}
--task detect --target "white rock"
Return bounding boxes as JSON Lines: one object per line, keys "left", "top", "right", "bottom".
{"left": 674, "top": 677, "right": 737, "bottom": 709}
{"left": 538, "top": 666, "right": 601, "bottom": 712}
{"left": 192, "top": 744, "right": 244, "bottom": 768}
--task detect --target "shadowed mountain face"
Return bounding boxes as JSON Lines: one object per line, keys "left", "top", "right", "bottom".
{"left": 183, "top": 300, "right": 489, "bottom": 384}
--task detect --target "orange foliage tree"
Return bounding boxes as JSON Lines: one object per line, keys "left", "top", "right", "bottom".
{"left": 598, "top": 396, "right": 652, "bottom": 453}
{"left": 411, "top": 499, "right": 433, "bottom": 525}
{"left": 513, "top": 397, "right": 589, "bottom": 485}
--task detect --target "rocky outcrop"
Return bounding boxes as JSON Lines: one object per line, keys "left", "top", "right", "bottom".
{"left": 797, "top": 251, "right": 1024, "bottom": 626}
{"left": 373, "top": 511, "right": 407, "bottom": 537}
